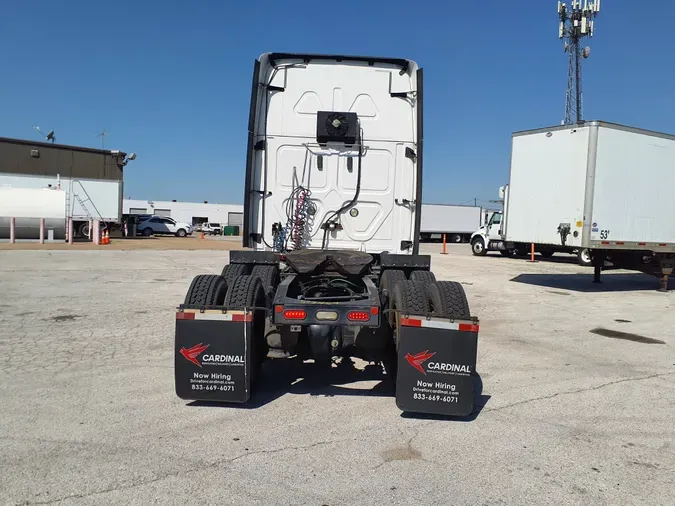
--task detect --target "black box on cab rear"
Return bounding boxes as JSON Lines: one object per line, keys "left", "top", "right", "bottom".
{"left": 175, "top": 311, "right": 253, "bottom": 403}
{"left": 395, "top": 318, "right": 479, "bottom": 416}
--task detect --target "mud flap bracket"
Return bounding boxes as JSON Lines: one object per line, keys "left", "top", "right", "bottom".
{"left": 395, "top": 316, "right": 479, "bottom": 416}
{"left": 175, "top": 310, "right": 253, "bottom": 403}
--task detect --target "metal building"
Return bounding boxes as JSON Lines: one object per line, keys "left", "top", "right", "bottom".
{"left": 0, "top": 136, "right": 131, "bottom": 239}
{"left": 123, "top": 199, "right": 244, "bottom": 228}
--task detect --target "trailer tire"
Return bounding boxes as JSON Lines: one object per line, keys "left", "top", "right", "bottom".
{"left": 471, "top": 237, "right": 487, "bottom": 256}
{"left": 250, "top": 265, "right": 279, "bottom": 307}
{"left": 392, "top": 280, "right": 430, "bottom": 317}
{"left": 183, "top": 274, "right": 228, "bottom": 306}
{"left": 77, "top": 222, "right": 90, "bottom": 238}
{"left": 428, "top": 281, "right": 471, "bottom": 319}
{"left": 410, "top": 270, "right": 437, "bottom": 283}
{"left": 221, "top": 263, "right": 249, "bottom": 286}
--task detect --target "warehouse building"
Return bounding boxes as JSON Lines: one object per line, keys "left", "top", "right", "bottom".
{"left": 123, "top": 199, "right": 244, "bottom": 228}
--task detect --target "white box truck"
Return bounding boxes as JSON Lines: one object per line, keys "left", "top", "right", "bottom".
{"left": 471, "top": 121, "right": 675, "bottom": 290}
{"left": 174, "top": 53, "right": 481, "bottom": 417}
{"left": 420, "top": 204, "right": 486, "bottom": 243}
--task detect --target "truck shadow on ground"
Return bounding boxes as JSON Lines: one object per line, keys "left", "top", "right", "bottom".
{"left": 510, "top": 272, "right": 671, "bottom": 293}
{"left": 188, "top": 358, "right": 489, "bottom": 421}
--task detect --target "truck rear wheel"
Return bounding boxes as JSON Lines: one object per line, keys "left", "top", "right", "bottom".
{"left": 428, "top": 281, "right": 471, "bottom": 319}
{"left": 224, "top": 275, "right": 268, "bottom": 385}
{"left": 221, "top": 263, "right": 249, "bottom": 286}
{"left": 183, "top": 274, "right": 228, "bottom": 306}
{"left": 379, "top": 270, "right": 406, "bottom": 324}
{"left": 392, "top": 281, "right": 430, "bottom": 317}
{"left": 471, "top": 237, "right": 487, "bottom": 256}
{"left": 451, "top": 234, "right": 463, "bottom": 243}
{"left": 250, "top": 265, "right": 280, "bottom": 307}
{"left": 410, "top": 270, "right": 436, "bottom": 284}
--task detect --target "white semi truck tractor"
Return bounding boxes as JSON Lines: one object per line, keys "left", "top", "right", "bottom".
{"left": 174, "top": 53, "right": 481, "bottom": 417}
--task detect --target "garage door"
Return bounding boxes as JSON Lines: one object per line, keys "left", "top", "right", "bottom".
{"left": 228, "top": 212, "right": 243, "bottom": 227}
{"left": 129, "top": 208, "right": 147, "bottom": 215}
{"left": 154, "top": 209, "right": 172, "bottom": 218}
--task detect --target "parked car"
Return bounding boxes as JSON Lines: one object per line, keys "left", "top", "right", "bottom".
{"left": 200, "top": 223, "right": 222, "bottom": 235}
{"left": 137, "top": 217, "right": 193, "bottom": 237}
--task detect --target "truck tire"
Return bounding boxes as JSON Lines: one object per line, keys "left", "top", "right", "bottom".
{"left": 513, "top": 244, "right": 529, "bottom": 257}
{"left": 77, "top": 222, "right": 90, "bottom": 238}
{"left": 250, "top": 265, "right": 280, "bottom": 307}
{"left": 410, "top": 270, "right": 437, "bottom": 283}
{"left": 221, "top": 263, "right": 249, "bottom": 286}
{"left": 451, "top": 234, "right": 463, "bottom": 243}
{"left": 379, "top": 269, "right": 406, "bottom": 296}
{"left": 577, "top": 248, "right": 592, "bottom": 267}
{"left": 224, "top": 274, "right": 268, "bottom": 387}
{"left": 183, "top": 274, "right": 228, "bottom": 306}
{"left": 225, "top": 275, "right": 266, "bottom": 311}
{"left": 428, "top": 281, "right": 471, "bottom": 319}
{"left": 471, "top": 237, "right": 487, "bottom": 256}
{"left": 392, "top": 280, "right": 430, "bottom": 317}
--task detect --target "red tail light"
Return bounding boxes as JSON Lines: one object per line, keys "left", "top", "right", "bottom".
{"left": 283, "top": 310, "right": 306, "bottom": 320}
{"left": 347, "top": 311, "right": 370, "bottom": 322}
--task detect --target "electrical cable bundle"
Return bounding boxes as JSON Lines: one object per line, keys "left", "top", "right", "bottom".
{"left": 283, "top": 186, "right": 312, "bottom": 251}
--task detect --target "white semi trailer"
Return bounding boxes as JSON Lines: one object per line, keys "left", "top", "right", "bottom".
{"left": 420, "top": 204, "right": 486, "bottom": 243}
{"left": 471, "top": 121, "right": 675, "bottom": 290}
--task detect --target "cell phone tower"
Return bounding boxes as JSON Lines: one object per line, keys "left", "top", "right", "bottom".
{"left": 558, "top": 0, "right": 600, "bottom": 125}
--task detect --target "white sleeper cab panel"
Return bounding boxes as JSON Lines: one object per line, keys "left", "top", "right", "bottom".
{"left": 247, "top": 54, "right": 421, "bottom": 254}
{"left": 591, "top": 126, "right": 675, "bottom": 244}
{"left": 505, "top": 126, "right": 590, "bottom": 247}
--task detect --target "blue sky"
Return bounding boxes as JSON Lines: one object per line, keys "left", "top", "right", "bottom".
{"left": 1, "top": 0, "right": 673, "bottom": 207}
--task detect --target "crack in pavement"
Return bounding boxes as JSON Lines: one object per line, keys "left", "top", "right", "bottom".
{"left": 18, "top": 438, "right": 349, "bottom": 505}
{"left": 484, "top": 371, "right": 675, "bottom": 413}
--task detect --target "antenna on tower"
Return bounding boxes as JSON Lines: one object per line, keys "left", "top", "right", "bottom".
{"left": 558, "top": 0, "right": 601, "bottom": 125}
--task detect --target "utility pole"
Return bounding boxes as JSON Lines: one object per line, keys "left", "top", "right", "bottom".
{"left": 558, "top": 0, "right": 601, "bottom": 125}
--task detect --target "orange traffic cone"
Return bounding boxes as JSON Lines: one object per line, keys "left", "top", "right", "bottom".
{"left": 105, "top": 230, "right": 110, "bottom": 244}
{"left": 200, "top": 232, "right": 205, "bottom": 240}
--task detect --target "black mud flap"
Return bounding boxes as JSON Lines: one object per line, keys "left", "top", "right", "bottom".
{"left": 175, "top": 309, "right": 253, "bottom": 403}
{"left": 395, "top": 316, "right": 479, "bottom": 417}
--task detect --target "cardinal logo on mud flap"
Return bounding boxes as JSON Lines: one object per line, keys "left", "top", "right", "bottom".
{"left": 179, "top": 343, "right": 210, "bottom": 368}
{"left": 405, "top": 350, "right": 436, "bottom": 375}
